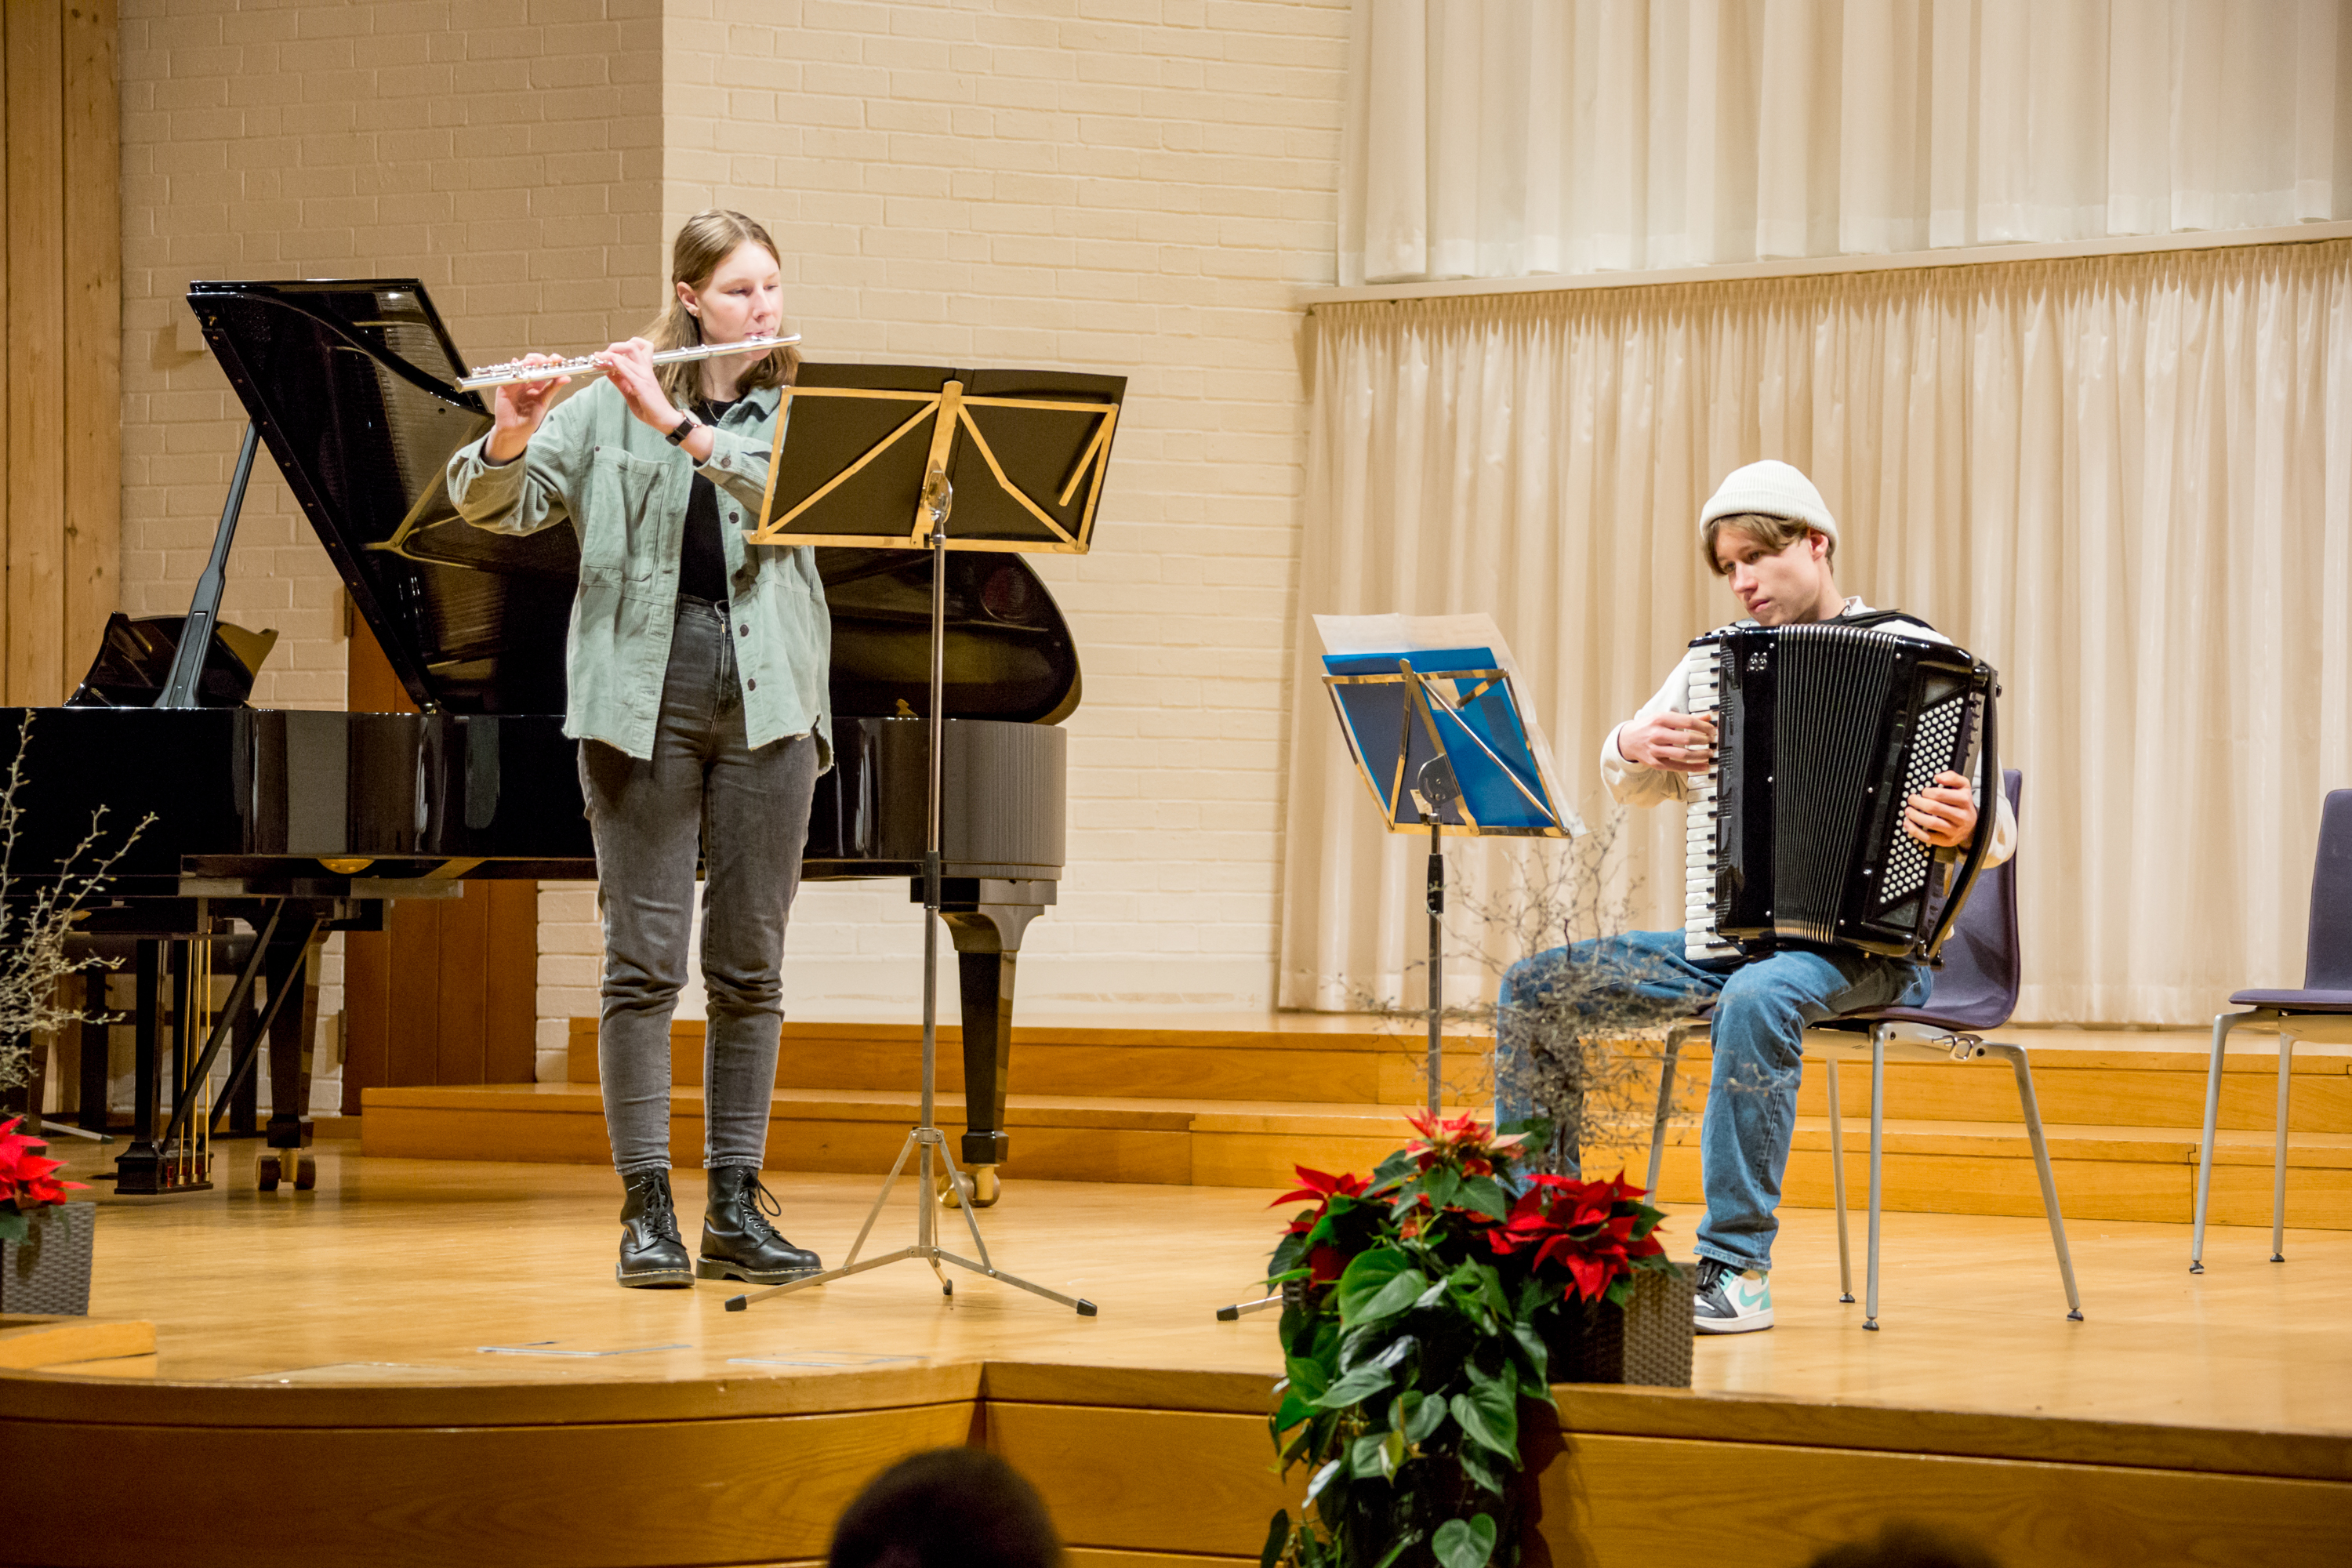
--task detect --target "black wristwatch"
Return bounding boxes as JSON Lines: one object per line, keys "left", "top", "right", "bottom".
{"left": 664, "top": 409, "right": 701, "bottom": 446}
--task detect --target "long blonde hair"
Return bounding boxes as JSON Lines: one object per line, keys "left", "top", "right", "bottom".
{"left": 644, "top": 209, "right": 800, "bottom": 409}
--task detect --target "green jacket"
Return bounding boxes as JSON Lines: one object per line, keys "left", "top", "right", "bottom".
{"left": 445, "top": 379, "right": 833, "bottom": 768}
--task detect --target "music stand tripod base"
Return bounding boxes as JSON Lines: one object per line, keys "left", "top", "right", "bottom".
{"left": 725, "top": 1126, "right": 1095, "bottom": 1314}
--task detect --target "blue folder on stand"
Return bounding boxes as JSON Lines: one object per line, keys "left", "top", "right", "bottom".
{"left": 1321, "top": 643, "right": 1572, "bottom": 837}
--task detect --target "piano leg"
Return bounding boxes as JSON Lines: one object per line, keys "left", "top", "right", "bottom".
{"left": 264, "top": 937, "right": 321, "bottom": 1173}
{"left": 935, "top": 886, "right": 1051, "bottom": 1207}
{"left": 114, "top": 940, "right": 185, "bottom": 1195}
{"left": 76, "top": 968, "right": 110, "bottom": 1137}
{"left": 227, "top": 981, "right": 261, "bottom": 1135}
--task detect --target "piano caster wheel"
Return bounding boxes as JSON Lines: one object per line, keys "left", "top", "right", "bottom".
{"left": 294, "top": 1156, "right": 317, "bottom": 1191}
{"left": 257, "top": 1156, "right": 280, "bottom": 1192}
{"left": 938, "top": 1164, "right": 1001, "bottom": 1210}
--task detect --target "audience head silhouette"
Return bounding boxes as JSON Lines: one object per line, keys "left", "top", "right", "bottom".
{"left": 1808, "top": 1521, "right": 2003, "bottom": 1568}
{"left": 827, "top": 1447, "right": 1064, "bottom": 1568}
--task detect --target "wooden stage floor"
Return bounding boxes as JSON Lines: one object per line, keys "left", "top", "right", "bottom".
{"left": 7, "top": 1140, "right": 2349, "bottom": 1566}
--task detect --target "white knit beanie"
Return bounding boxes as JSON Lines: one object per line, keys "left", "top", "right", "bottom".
{"left": 1699, "top": 459, "right": 1838, "bottom": 543}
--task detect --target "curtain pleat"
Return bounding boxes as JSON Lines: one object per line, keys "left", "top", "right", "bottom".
{"left": 1341, "top": 0, "right": 2352, "bottom": 286}
{"left": 1282, "top": 240, "right": 2352, "bottom": 1024}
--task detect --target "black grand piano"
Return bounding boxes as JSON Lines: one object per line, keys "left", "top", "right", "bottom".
{"left": 0, "top": 278, "right": 1091, "bottom": 1196}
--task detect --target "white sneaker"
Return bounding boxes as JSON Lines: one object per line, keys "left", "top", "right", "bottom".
{"left": 1693, "top": 1258, "right": 1773, "bottom": 1333}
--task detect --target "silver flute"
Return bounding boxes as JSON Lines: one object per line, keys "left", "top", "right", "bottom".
{"left": 458, "top": 332, "right": 800, "bottom": 392}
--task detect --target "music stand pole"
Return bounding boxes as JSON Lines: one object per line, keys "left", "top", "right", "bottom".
{"left": 728, "top": 466, "right": 1094, "bottom": 1316}
{"left": 1425, "top": 804, "right": 1443, "bottom": 1116}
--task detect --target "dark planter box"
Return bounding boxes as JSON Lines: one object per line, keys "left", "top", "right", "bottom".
{"left": 1545, "top": 1262, "right": 1692, "bottom": 1387}
{"left": 1, "top": 1201, "right": 96, "bottom": 1315}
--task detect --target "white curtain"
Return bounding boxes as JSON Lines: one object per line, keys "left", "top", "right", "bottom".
{"left": 1341, "top": 0, "right": 2352, "bottom": 284}
{"left": 1279, "top": 238, "right": 2352, "bottom": 1025}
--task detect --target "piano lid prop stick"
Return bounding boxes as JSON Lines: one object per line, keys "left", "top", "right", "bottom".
{"left": 457, "top": 333, "right": 801, "bottom": 391}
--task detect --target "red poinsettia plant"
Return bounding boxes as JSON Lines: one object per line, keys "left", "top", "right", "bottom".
{"left": 1260, "top": 1112, "right": 1674, "bottom": 1568}
{"left": 0, "top": 1116, "right": 87, "bottom": 1245}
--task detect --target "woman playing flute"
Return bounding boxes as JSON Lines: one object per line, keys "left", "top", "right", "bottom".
{"left": 447, "top": 209, "right": 832, "bottom": 1290}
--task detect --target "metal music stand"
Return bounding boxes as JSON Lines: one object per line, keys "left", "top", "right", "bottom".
{"left": 726, "top": 363, "right": 1123, "bottom": 1317}
{"left": 1214, "top": 627, "right": 1573, "bottom": 1323}
{"left": 1321, "top": 641, "right": 1575, "bottom": 1113}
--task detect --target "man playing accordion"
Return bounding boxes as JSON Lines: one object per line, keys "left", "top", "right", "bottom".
{"left": 1496, "top": 460, "right": 2017, "bottom": 1335}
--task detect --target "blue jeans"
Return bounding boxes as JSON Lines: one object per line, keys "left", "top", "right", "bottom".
{"left": 580, "top": 597, "right": 820, "bottom": 1178}
{"left": 1495, "top": 929, "right": 1930, "bottom": 1273}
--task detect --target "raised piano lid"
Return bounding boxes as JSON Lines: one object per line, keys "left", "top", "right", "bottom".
{"left": 188, "top": 279, "right": 1081, "bottom": 727}
{"left": 190, "top": 278, "right": 572, "bottom": 717}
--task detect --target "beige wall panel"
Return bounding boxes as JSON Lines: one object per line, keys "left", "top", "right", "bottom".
{"left": 6, "top": 2, "right": 67, "bottom": 704}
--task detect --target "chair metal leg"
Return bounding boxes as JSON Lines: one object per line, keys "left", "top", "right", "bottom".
{"left": 1994, "top": 1045, "right": 2082, "bottom": 1320}
{"left": 1864, "top": 1023, "right": 1887, "bottom": 1330}
{"left": 2271, "top": 1031, "right": 2295, "bottom": 1263}
{"left": 1645, "top": 1024, "right": 1692, "bottom": 1199}
{"left": 1824, "top": 1051, "right": 1853, "bottom": 1303}
{"left": 2190, "top": 1012, "right": 2240, "bottom": 1274}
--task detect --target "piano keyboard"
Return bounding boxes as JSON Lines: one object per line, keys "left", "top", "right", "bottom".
{"left": 1683, "top": 646, "right": 1738, "bottom": 961}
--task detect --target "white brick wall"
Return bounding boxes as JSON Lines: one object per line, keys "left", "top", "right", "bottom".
{"left": 122, "top": 2, "right": 1352, "bottom": 1080}
{"left": 121, "top": 0, "right": 668, "bottom": 1087}
{"left": 635, "top": 0, "right": 1351, "bottom": 1035}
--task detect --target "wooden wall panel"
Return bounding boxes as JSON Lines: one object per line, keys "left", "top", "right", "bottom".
{"left": 61, "top": 0, "right": 118, "bottom": 675}
{"left": 5, "top": 2, "right": 67, "bottom": 703}
{"left": 340, "top": 613, "right": 543, "bottom": 1105}
{"left": 435, "top": 883, "right": 490, "bottom": 1083}
{"left": 0, "top": 0, "right": 114, "bottom": 706}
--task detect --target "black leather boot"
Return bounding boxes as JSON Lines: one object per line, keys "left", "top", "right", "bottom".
{"left": 616, "top": 1169, "right": 695, "bottom": 1288}
{"left": 698, "top": 1166, "right": 823, "bottom": 1284}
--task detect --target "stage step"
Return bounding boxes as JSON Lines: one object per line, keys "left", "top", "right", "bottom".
{"left": 568, "top": 1016, "right": 1485, "bottom": 1107}
{"left": 361, "top": 1081, "right": 1460, "bottom": 1191}
{"left": 355, "top": 1018, "right": 2352, "bottom": 1229}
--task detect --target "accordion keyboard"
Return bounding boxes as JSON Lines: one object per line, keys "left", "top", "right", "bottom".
{"left": 1683, "top": 646, "right": 1737, "bottom": 962}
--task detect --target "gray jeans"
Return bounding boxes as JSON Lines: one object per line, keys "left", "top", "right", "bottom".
{"left": 580, "top": 596, "right": 819, "bottom": 1177}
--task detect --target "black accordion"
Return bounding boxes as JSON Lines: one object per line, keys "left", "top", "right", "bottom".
{"left": 1683, "top": 617, "right": 1998, "bottom": 963}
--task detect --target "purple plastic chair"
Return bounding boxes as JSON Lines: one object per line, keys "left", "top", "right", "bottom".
{"left": 2189, "top": 789, "right": 2352, "bottom": 1272}
{"left": 1645, "top": 771, "right": 2080, "bottom": 1329}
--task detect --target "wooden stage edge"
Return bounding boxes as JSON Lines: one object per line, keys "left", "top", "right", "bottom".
{"left": 2, "top": 1149, "right": 2347, "bottom": 1567}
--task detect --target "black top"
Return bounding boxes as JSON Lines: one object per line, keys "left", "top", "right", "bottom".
{"left": 677, "top": 397, "right": 739, "bottom": 604}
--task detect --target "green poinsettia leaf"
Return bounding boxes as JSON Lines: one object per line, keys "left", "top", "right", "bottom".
{"left": 1260, "top": 1510, "right": 1291, "bottom": 1568}
{"left": 1349, "top": 1429, "right": 1396, "bottom": 1480}
{"left": 1317, "top": 1358, "right": 1399, "bottom": 1409}
{"left": 1458, "top": 1441, "right": 1508, "bottom": 1496}
{"left": 1456, "top": 1174, "right": 1510, "bottom": 1221}
{"left": 1420, "top": 1165, "right": 1463, "bottom": 1212}
{"left": 1335, "top": 1247, "right": 1414, "bottom": 1321}
{"left": 1354, "top": 1265, "right": 1430, "bottom": 1325}
{"left": 1406, "top": 1388, "right": 1449, "bottom": 1443}
{"left": 1449, "top": 1371, "right": 1518, "bottom": 1457}
{"left": 1432, "top": 1513, "right": 1498, "bottom": 1568}
{"left": 1372, "top": 1147, "right": 1418, "bottom": 1185}
{"left": 0, "top": 1208, "right": 27, "bottom": 1247}
{"left": 1508, "top": 1318, "right": 1552, "bottom": 1396}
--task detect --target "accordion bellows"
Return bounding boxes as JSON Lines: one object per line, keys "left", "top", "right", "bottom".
{"left": 1684, "top": 620, "right": 1996, "bottom": 963}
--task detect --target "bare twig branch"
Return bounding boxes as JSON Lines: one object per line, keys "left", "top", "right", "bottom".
{"left": 0, "top": 713, "right": 154, "bottom": 1091}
